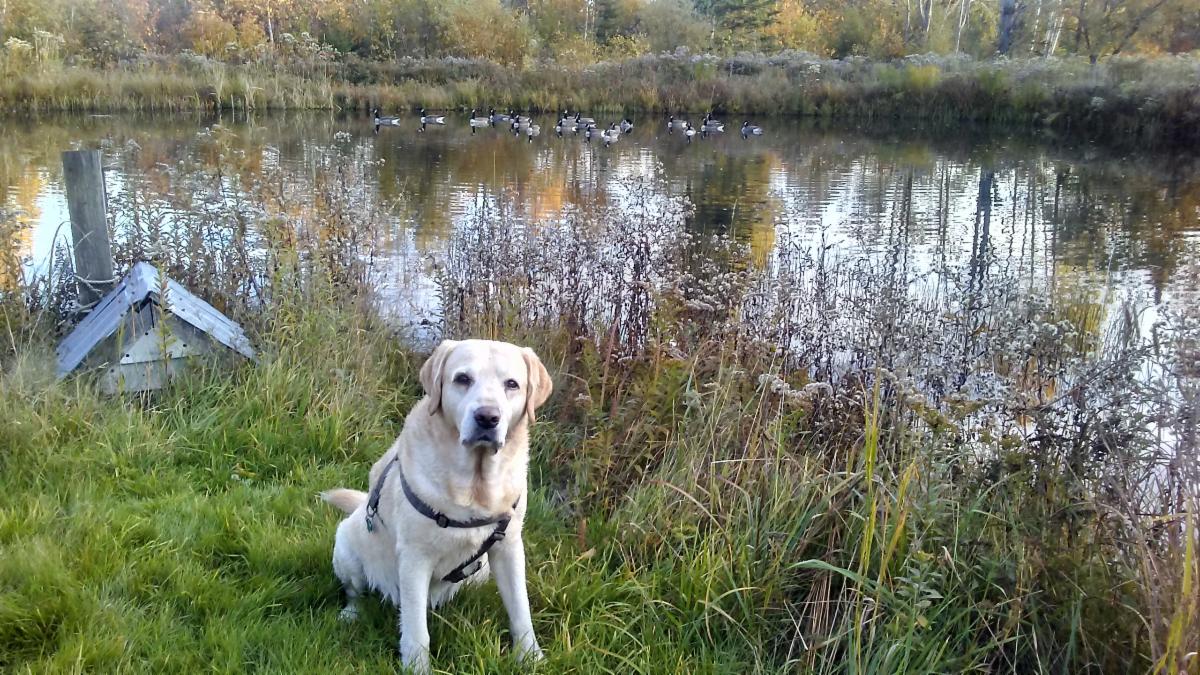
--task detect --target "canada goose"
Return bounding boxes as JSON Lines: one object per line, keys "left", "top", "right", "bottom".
{"left": 668, "top": 115, "right": 689, "bottom": 133}
{"left": 574, "top": 112, "right": 596, "bottom": 126}
{"left": 584, "top": 125, "right": 597, "bottom": 143}
{"left": 372, "top": 108, "right": 401, "bottom": 133}
{"left": 603, "top": 123, "right": 620, "bottom": 147}
{"left": 468, "top": 108, "right": 490, "bottom": 133}
{"left": 488, "top": 108, "right": 510, "bottom": 125}
{"left": 555, "top": 116, "right": 569, "bottom": 136}
{"left": 619, "top": 118, "right": 634, "bottom": 133}
{"left": 526, "top": 124, "right": 540, "bottom": 142}
{"left": 684, "top": 122, "right": 697, "bottom": 143}
{"left": 510, "top": 110, "right": 532, "bottom": 125}
{"left": 741, "top": 121, "right": 764, "bottom": 137}
{"left": 701, "top": 113, "right": 725, "bottom": 134}
{"left": 417, "top": 108, "right": 445, "bottom": 132}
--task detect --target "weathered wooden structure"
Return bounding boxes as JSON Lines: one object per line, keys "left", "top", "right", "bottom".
{"left": 62, "top": 150, "right": 115, "bottom": 307}
{"left": 56, "top": 262, "right": 255, "bottom": 393}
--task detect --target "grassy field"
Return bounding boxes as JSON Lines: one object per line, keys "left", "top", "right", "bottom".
{"left": 5, "top": 304, "right": 783, "bottom": 673}
{"left": 1, "top": 53, "right": 1198, "bottom": 147}
{"left": 1, "top": 140, "right": 1198, "bottom": 673}
{"left": 2, "top": 286, "right": 1197, "bottom": 673}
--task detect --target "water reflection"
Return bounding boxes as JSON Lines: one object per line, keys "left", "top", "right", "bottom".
{"left": 3, "top": 111, "right": 1198, "bottom": 319}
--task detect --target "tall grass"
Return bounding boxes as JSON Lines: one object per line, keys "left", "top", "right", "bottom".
{"left": 432, "top": 183, "right": 1200, "bottom": 671}
{"left": 1, "top": 136, "right": 1197, "bottom": 672}
{"left": 1, "top": 52, "right": 1198, "bottom": 146}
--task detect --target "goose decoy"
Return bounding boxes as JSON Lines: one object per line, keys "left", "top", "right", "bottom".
{"left": 603, "top": 123, "right": 620, "bottom": 147}
{"left": 468, "top": 108, "right": 490, "bottom": 133}
{"left": 372, "top": 108, "right": 401, "bottom": 133}
{"left": 526, "top": 124, "right": 540, "bottom": 142}
{"left": 574, "top": 112, "right": 596, "bottom": 127}
{"left": 684, "top": 122, "right": 697, "bottom": 143}
{"left": 510, "top": 110, "right": 532, "bottom": 125}
{"left": 488, "top": 107, "right": 510, "bottom": 125}
{"left": 701, "top": 113, "right": 724, "bottom": 134}
{"left": 619, "top": 118, "right": 634, "bottom": 133}
{"left": 417, "top": 108, "right": 445, "bottom": 132}
{"left": 584, "top": 125, "right": 597, "bottom": 143}
{"left": 741, "top": 121, "right": 763, "bottom": 137}
{"left": 555, "top": 116, "right": 569, "bottom": 136}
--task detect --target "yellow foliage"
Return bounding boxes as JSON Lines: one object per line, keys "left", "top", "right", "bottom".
{"left": 444, "top": 0, "right": 532, "bottom": 66}
{"left": 185, "top": 11, "right": 239, "bottom": 58}
{"left": 765, "top": 0, "right": 833, "bottom": 55}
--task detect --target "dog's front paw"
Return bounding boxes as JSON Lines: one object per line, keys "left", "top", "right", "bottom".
{"left": 516, "top": 639, "right": 544, "bottom": 665}
{"left": 399, "top": 641, "right": 431, "bottom": 674}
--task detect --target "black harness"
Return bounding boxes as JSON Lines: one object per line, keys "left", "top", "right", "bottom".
{"left": 365, "top": 456, "right": 520, "bottom": 584}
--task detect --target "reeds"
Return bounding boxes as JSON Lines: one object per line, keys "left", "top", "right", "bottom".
{"left": 1, "top": 52, "right": 1197, "bottom": 146}
{"left": 430, "top": 181, "right": 1200, "bottom": 671}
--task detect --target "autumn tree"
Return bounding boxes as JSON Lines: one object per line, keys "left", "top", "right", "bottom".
{"left": 763, "top": 0, "right": 829, "bottom": 53}
{"left": 1067, "top": 0, "right": 1172, "bottom": 61}
{"left": 694, "top": 0, "right": 779, "bottom": 50}
{"left": 444, "top": 0, "right": 531, "bottom": 64}
{"left": 638, "top": 0, "right": 709, "bottom": 52}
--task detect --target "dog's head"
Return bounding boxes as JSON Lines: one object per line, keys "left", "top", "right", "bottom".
{"left": 420, "top": 339, "right": 553, "bottom": 453}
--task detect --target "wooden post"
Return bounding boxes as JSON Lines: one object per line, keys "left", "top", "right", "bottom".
{"left": 62, "top": 150, "right": 114, "bottom": 308}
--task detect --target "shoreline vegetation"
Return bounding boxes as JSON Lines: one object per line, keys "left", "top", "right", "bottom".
{"left": 2, "top": 135, "right": 1198, "bottom": 671}
{"left": 2, "top": 53, "right": 1199, "bottom": 146}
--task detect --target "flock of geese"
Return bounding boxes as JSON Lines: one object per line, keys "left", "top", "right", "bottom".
{"left": 372, "top": 107, "right": 765, "bottom": 145}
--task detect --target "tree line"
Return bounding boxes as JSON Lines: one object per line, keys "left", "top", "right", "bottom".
{"left": 1, "top": 0, "right": 1195, "bottom": 69}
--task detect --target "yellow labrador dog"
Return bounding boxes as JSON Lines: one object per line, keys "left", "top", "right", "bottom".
{"left": 322, "top": 339, "right": 552, "bottom": 672}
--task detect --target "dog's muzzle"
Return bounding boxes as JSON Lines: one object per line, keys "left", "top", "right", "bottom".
{"left": 464, "top": 406, "right": 502, "bottom": 453}
{"left": 466, "top": 432, "right": 501, "bottom": 453}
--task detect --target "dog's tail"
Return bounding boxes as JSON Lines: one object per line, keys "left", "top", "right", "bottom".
{"left": 321, "top": 488, "right": 368, "bottom": 515}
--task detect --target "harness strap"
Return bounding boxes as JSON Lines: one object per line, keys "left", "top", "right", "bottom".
{"left": 364, "top": 456, "right": 521, "bottom": 584}
{"left": 442, "top": 515, "right": 511, "bottom": 583}
{"left": 364, "top": 456, "right": 398, "bottom": 532}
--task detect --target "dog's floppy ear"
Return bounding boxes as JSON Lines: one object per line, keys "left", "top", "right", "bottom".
{"left": 522, "top": 347, "right": 553, "bottom": 424}
{"left": 420, "top": 340, "right": 460, "bottom": 415}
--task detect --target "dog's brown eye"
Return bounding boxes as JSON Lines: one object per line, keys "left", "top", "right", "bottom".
{"left": 453, "top": 373, "right": 473, "bottom": 386}
{"left": 504, "top": 379, "right": 520, "bottom": 390}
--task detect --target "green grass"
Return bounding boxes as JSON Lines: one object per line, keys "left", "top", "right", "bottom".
{"left": 0, "top": 349, "right": 750, "bottom": 674}
{"left": 0, "top": 308, "right": 780, "bottom": 673}
{"left": 2, "top": 289, "right": 1193, "bottom": 673}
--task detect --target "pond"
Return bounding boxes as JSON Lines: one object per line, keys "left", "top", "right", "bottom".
{"left": 3, "top": 111, "right": 1199, "bottom": 342}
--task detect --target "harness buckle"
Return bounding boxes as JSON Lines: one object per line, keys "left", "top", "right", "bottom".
{"left": 435, "top": 514, "right": 449, "bottom": 528}
{"left": 365, "top": 503, "right": 378, "bottom": 532}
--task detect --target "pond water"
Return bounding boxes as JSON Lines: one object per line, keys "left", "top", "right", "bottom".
{"left": 3, "top": 111, "right": 1199, "bottom": 337}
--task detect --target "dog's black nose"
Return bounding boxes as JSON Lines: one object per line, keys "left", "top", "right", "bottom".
{"left": 474, "top": 407, "right": 501, "bottom": 429}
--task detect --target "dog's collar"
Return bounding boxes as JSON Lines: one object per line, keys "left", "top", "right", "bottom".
{"left": 364, "top": 456, "right": 522, "bottom": 584}
{"left": 366, "top": 456, "right": 519, "bottom": 531}
{"left": 399, "top": 463, "right": 519, "bottom": 529}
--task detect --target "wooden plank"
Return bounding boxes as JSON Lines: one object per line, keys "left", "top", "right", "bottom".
{"left": 57, "top": 262, "right": 255, "bottom": 380}
{"left": 62, "top": 150, "right": 115, "bottom": 308}
{"left": 55, "top": 266, "right": 136, "bottom": 377}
